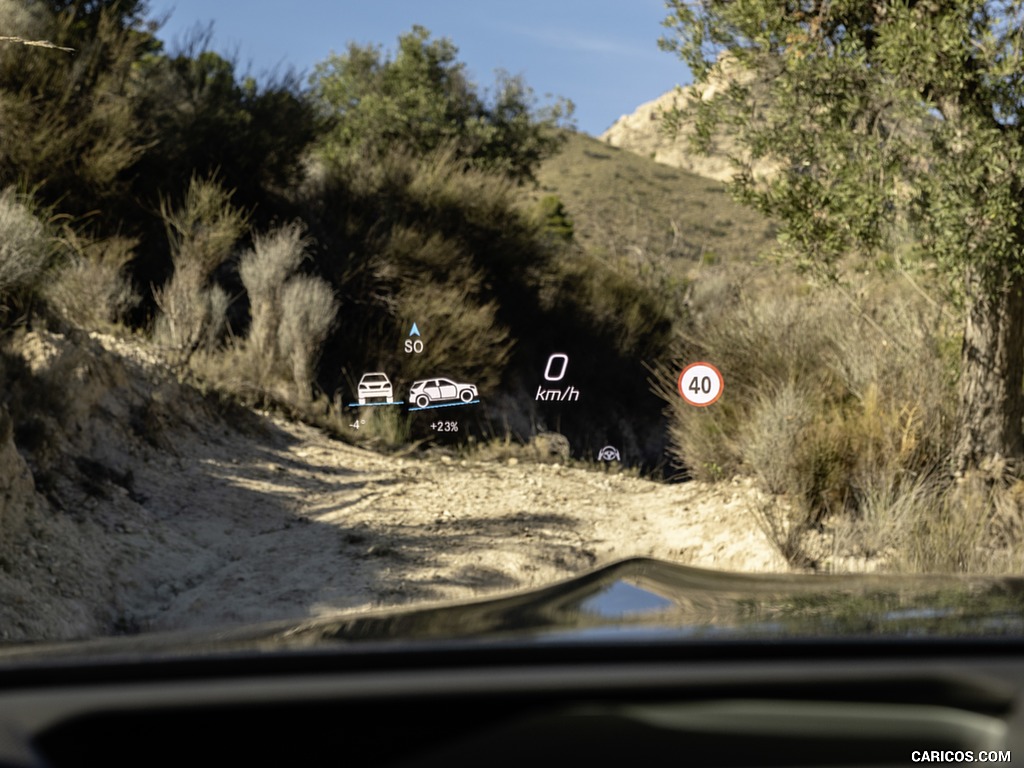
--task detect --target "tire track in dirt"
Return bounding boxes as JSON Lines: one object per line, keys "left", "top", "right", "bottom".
{"left": 123, "top": 416, "right": 788, "bottom": 634}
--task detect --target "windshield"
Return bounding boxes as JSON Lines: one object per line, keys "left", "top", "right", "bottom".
{"left": 0, "top": 0, "right": 1022, "bottom": 650}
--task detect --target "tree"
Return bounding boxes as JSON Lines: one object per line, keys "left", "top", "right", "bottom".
{"left": 308, "top": 26, "right": 573, "bottom": 181}
{"left": 661, "top": 1, "right": 1024, "bottom": 475}
{"left": 125, "top": 35, "right": 319, "bottom": 311}
{"left": 0, "top": 0, "right": 158, "bottom": 217}
{"left": 130, "top": 44, "right": 319, "bottom": 215}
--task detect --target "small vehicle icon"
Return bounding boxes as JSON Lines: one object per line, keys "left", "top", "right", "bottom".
{"left": 597, "top": 446, "right": 621, "bottom": 462}
{"left": 357, "top": 372, "right": 393, "bottom": 405}
{"left": 408, "top": 378, "right": 478, "bottom": 409}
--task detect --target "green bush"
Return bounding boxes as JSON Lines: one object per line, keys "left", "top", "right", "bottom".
{"left": 536, "top": 195, "right": 574, "bottom": 241}
{"left": 308, "top": 26, "right": 571, "bottom": 182}
{"left": 0, "top": 1, "right": 151, "bottom": 219}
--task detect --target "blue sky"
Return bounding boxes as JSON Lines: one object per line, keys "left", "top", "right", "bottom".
{"left": 145, "top": 0, "right": 692, "bottom": 137}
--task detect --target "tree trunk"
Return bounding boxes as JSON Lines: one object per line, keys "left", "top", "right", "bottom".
{"left": 952, "top": 263, "right": 1024, "bottom": 475}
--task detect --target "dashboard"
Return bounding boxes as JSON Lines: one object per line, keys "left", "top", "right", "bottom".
{"left": 1, "top": 639, "right": 1022, "bottom": 767}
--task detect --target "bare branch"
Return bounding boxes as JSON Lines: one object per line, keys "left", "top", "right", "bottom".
{"left": 0, "top": 36, "right": 73, "bottom": 53}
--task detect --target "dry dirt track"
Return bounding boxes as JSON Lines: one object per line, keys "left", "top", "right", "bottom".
{"left": 0, "top": 331, "right": 788, "bottom": 641}
{"left": 116, "top": 415, "right": 789, "bottom": 633}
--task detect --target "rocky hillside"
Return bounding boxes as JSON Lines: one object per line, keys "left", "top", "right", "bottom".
{"left": 600, "top": 57, "right": 777, "bottom": 184}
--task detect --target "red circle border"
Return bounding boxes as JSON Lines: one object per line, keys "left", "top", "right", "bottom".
{"left": 677, "top": 362, "right": 724, "bottom": 407}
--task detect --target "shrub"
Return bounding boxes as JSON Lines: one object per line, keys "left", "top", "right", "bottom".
{"left": 661, "top": 273, "right": 958, "bottom": 532}
{"left": 748, "top": 497, "right": 817, "bottom": 570}
{"left": 130, "top": 44, "right": 319, "bottom": 222}
{"left": 0, "top": 1, "right": 150, "bottom": 219}
{"left": 395, "top": 282, "right": 510, "bottom": 393}
{"left": 740, "top": 381, "right": 813, "bottom": 495}
{"left": 279, "top": 275, "right": 338, "bottom": 403}
{"left": 536, "top": 195, "right": 573, "bottom": 241}
{"left": 885, "top": 474, "right": 1024, "bottom": 574}
{"left": 233, "top": 223, "right": 338, "bottom": 405}
{"left": 153, "top": 176, "right": 246, "bottom": 364}
{"left": 308, "top": 26, "right": 571, "bottom": 182}
{"left": 238, "top": 223, "right": 308, "bottom": 386}
{"left": 44, "top": 235, "right": 139, "bottom": 328}
{"left": 0, "top": 188, "right": 51, "bottom": 322}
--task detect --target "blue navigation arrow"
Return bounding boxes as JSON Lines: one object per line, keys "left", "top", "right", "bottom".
{"left": 409, "top": 323, "right": 420, "bottom": 336}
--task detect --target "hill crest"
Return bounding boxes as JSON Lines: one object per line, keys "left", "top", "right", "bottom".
{"left": 600, "top": 58, "right": 776, "bottom": 184}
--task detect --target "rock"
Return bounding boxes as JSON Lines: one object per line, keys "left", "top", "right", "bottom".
{"left": 528, "top": 432, "right": 570, "bottom": 463}
{"left": 600, "top": 54, "right": 778, "bottom": 184}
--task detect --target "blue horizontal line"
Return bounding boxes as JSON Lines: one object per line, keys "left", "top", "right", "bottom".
{"left": 409, "top": 399, "right": 480, "bottom": 412}
{"left": 348, "top": 401, "right": 405, "bottom": 407}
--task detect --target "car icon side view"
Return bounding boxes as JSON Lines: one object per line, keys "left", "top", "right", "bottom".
{"left": 408, "top": 378, "right": 478, "bottom": 409}
{"left": 357, "top": 372, "right": 393, "bottom": 405}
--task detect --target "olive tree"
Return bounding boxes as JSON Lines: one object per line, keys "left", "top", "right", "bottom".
{"left": 662, "top": 1, "right": 1024, "bottom": 474}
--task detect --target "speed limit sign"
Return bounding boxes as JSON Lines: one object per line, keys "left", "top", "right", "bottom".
{"left": 677, "top": 362, "right": 723, "bottom": 407}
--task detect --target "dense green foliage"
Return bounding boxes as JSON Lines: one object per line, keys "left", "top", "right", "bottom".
{"left": 130, "top": 47, "right": 319, "bottom": 218}
{"left": 660, "top": 1, "right": 1024, "bottom": 277}
{"left": 661, "top": 0, "right": 1024, "bottom": 473}
{"left": 308, "top": 26, "right": 573, "bottom": 181}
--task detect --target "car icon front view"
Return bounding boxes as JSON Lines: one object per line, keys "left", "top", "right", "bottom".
{"left": 408, "top": 378, "right": 478, "bottom": 408}
{"left": 357, "top": 372, "right": 393, "bottom": 404}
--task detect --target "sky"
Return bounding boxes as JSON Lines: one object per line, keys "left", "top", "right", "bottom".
{"left": 144, "top": 0, "right": 692, "bottom": 137}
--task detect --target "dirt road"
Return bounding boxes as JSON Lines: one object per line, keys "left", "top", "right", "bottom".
{"left": 0, "top": 331, "right": 787, "bottom": 641}
{"left": 115, "top": 415, "right": 788, "bottom": 633}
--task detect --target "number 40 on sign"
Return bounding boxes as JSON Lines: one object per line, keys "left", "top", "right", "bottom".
{"left": 677, "top": 362, "right": 723, "bottom": 407}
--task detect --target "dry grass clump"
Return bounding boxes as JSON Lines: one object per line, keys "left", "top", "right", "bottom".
{"left": 238, "top": 224, "right": 307, "bottom": 387}
{"left": 233, "top": 222, "right": 338, "bottom": 405}
{"left": 279, "top": 276, "right": 338, "bottom": 404}
{"left": 661, "top": 268, "right": 986, "bottom": 571}
{"left": 344, "top": 404, "right": 412, "bottom": 452}
{"left": 45, "top": 234, "right": 139, "bottom": 328}
{"left": 153, "top": 176, "right": 246, "bottom": 365}
{"left": 750, "top": 473, "right": 1024, "bottom": 574}
{"left": 889, "top": 474, "right": 1024, "bottom": 574}
{"left": 0, "top": 187, "right": 53, "bottom": 321}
